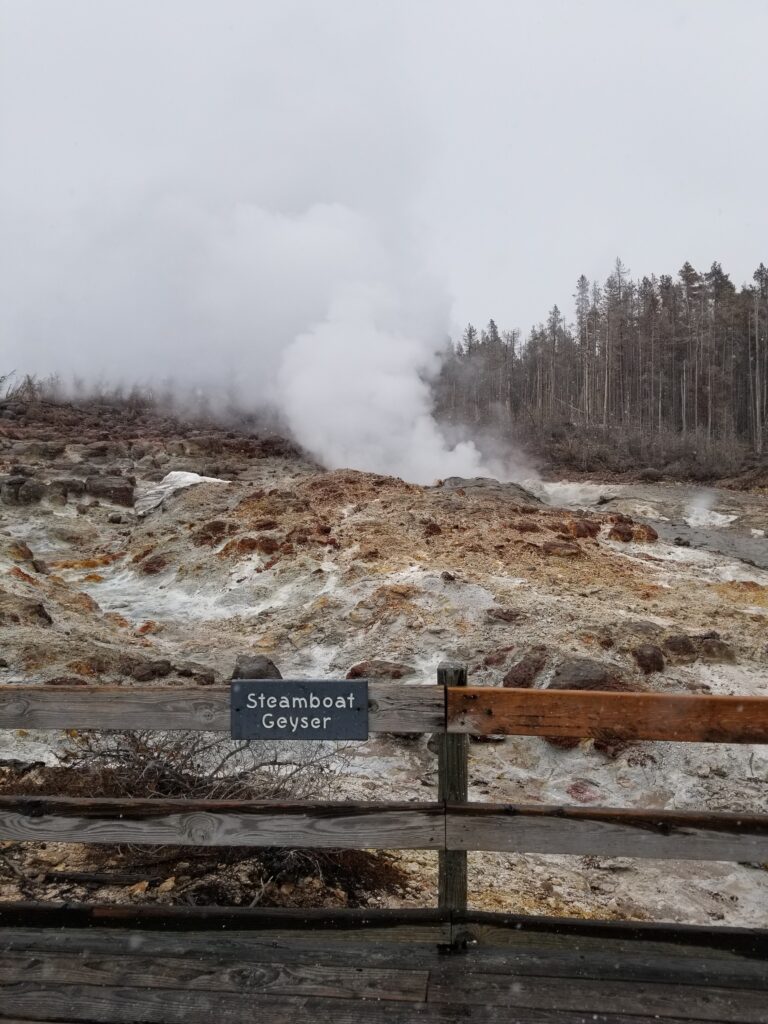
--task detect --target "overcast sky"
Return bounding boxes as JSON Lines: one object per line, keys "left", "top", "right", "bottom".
{"left": 1, "top": 0, "right": 766, "bottom": 369}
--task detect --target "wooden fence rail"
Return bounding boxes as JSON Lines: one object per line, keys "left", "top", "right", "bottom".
{"left": 0, "top": 797, "right": 444, "bottom": 849}
{"left": 2, "top": 796, "right": 767, "bottom": 863}
{"left": 4, "top": 682, "right": 768, "bottom": 743}
{"left": 448, "top": 687, "right": 768, "bottom": 743}
{"left": 0, "top": 683, "right": 444, "bottom": 734}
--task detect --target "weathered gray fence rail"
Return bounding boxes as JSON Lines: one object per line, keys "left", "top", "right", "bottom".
{"left": 0, "top": 682, "right": 444, "bottom": 733}
{"left": 2, "top": 797, "right": 767, "bottom": 863}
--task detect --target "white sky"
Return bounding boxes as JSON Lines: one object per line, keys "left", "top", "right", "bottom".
{"left": 1, "top": 0, "right": 766, "bottom": 369}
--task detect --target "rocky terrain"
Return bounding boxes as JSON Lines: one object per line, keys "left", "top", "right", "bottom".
{"left": 1, "top": 395, "right": 767, "bottom": 924}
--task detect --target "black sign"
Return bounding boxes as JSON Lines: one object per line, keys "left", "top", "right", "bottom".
{"left": 230, "top": 679, "right": 369, "bottom": 740}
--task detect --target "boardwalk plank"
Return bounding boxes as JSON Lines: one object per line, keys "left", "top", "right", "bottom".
{"left": 2, "top": 928, "right": 766, "bottom": 990}
{"left": 429, "top": 970, "right": 768, "bottom": 1022}
{"left": 0, "top": 951, "right": 428, "bottom": 1002}
{"left": 0, "top": 984, "right": 744, "bottom": 1024}
{"left": 0, "top": 928, "right": 443, "bottom": 969}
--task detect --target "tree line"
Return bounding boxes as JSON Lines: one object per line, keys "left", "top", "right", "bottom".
{"left": 435, "top": 260, "right": 767, "bottom": 474}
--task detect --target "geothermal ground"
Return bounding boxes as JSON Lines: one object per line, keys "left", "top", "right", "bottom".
{"left": 1, "top": 396, "right": 767, "bottom": 924}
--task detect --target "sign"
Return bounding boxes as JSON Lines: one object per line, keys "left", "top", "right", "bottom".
{"left": 231, "top": 679, "right": 369, "bottom": 740}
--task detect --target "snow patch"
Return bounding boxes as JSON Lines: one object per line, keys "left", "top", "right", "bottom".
{"left": 136, "top": 471, "right": 229, "bottom": 516}
{"left": 684, "top": 507, "right": 738, "bottom": 529}
{"left": 525, "top": 479, "right": 617, "bottom": 508}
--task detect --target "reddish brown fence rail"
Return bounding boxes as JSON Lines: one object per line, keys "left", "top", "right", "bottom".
{"left": 448, "top": 686, "right": 768, "bottom": 742}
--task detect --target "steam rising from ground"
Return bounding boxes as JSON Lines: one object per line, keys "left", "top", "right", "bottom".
{"left": 684, "top": 491, "right": 738, "bottom": 529}
{"left": 6, "top": 193, "right": 491, "bottom": 483}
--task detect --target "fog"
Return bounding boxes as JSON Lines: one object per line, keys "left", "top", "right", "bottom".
{"left": 1, "top": 1, "right": 766, "bottom": 481}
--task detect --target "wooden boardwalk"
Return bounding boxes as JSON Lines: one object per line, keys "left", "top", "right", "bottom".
{"left": 1, "top": 910, "right": 767, "bottom": 1023}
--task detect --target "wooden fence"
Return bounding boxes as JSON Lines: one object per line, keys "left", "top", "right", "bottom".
{"left": 2, "top": 662, "right": 768, "bottom": 942}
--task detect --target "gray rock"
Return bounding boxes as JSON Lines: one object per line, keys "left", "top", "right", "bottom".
{"left": 176, "top": 662, "right": 216, "bottom": 685}
{"left": 10, "top": 440, "right": 65, "bottom": 459}
{"left": 18, "top": 479, "right": 48, "bottom": 504}
{"left": 231, "top": 654, "right": 282, "bottom": 680}
{"left": 3, "top": 539, "right": 33, "bottom": 562}
{"left": 0, "top": 476, "right": 28, "bottom": 505}
{"left": 346, "top": 659, "right": 415, "bottom": 680}
{"left": 85, "top": 475, "right": 135, "bottom": 507}
{"left": 632, "top": 644, "right": 665, "bottom": 674}
{"left": 436, "top": 477, "right": 542, "bottom": 505}
{"left": 503, "top": 646, "right": 548, "bottom": 688}
{"left": 0, "top": 595, "right": 53, "bottom": 627}
{"left": 47, "top": 479, "right": 86, "bottom": 505}
{"left": 131, "top": 659, "right": 173, "bottom": 682}
{"left": 549, "top": 656, "right": 629, "bottom": 691}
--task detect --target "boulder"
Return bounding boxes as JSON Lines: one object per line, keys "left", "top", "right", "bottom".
{"left": 661, "top": 632, "right": 734, "bottom": 663}
{"left": 550, "top": 657, "right": 629, "bottom": 691}
{"left": 0, "top": 593, "right": 53, "bottom": 627}
{"left": 0, "top": 476, "right": 28, "bottom": 505}
{"left": 663, "top": 634, "right": 696, "bottom": 659}
{"left": 632, "top": 523, "right": 659, "bottom": 543}
{"left": 253, "top": 536, "right": 281, "bottom": 555}
{"left": 541, "top": 540, "right": 582, "bottom": 557}
{"left": 547, "top": 658, "right": 642, "bottom": 755}
{"left": 5, "top": 540, "right": 34, "bottom": 563}
{"left": 51, "top": 479, "right": 86, "bottom": 499}
{"left": 130, "top": 659, "right": 173, "bottom": 682}
{"left": 566, "top": 518, "right": 600, "bottom": 539}
{"left": 192, "top": 520, "right": 236, "bottom": 546}
{"left": 17, "top": 480, "right": 48, "bottom": 504}
{"left": 140, "top": 553, "right": 169, "bottom": 575}
{"left": 696, "top": 633, "right": 736, "bottom": 663}
{"left": 231, "top": 654, "right": 283, "bottom": 680}
{"left": 175, "top": 662, "right": 216, "bottom": 686}
{"left": 437, "top": 477, "right": 543, "bottom": 505}
{"left": 632, "top": 644, "right": 665, "bottom": 674}
{"left": 503, "top": 646, "right": 548, "bottom": 688}
{"left": 607, "top": 522, "right": 634, "bottom": 542}
{"left": 346, "top": 660, "right": 415, "bottom": 680}
{"left": 487, "top": 607, "right": 526, "bottom": 624}
{"left": 47, "top": 481, "right": 68, "bottom": 506}
{"left": 85, "top": 475, "right": 135, "bottom": 507}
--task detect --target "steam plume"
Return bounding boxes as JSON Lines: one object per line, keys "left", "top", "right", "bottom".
{"left": 0, "top": 5, "right": 493, "bottom": 483}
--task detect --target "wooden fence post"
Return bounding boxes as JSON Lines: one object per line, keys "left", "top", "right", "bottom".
{"left": 437, "top": 660, "right": 468, "bottom": 930}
